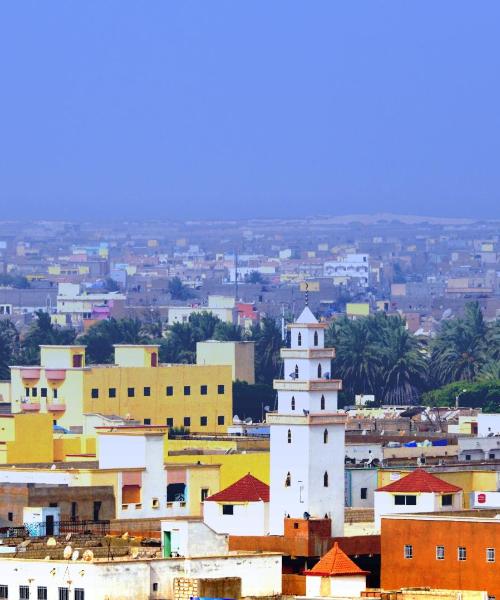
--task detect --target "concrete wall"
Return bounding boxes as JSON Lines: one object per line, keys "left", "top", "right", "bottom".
{"left": 306, "top": 574, "right": 366, "bottom": 597}
{"left": 204, "top": 500, "right": 268, "bottom": 536}
{"left": 196, "top": 341, "right": 255, "bottom": 384}
{"left": 0, "top": 553, "right": 281, "bottom": 600}
{"left": 161, "top": 520, "right": 228, "bottom": 557}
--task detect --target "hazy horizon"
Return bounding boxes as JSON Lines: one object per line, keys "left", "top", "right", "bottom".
{"left": 1, "top": 1, "right": 499, "bottom": 221}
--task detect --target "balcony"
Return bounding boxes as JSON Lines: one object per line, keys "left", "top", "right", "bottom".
{"left": 45, "top": 369, "right": 66, "bottom": 382}
{"left": 20, "top": 368, "right": 40, "bottom": 381}
{"left": 266, "top": 412, "right": 347, "bottom": 426}
{"left": 21, "top": 402, "right": 41, "bottom": 412}
{"left": 281, "top": 348, "right": 336, "bottom": 359}
{"left": 47, "top": 401, "right": 66, "bottom": 412}
{"left": 273, "top": 379, "right": 342, "bottom": 392}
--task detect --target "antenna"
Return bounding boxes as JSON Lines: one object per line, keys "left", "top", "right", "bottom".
{"left": 234, "top": 250, "right": 238, "bottom": 302}
{"left": 305, "top": 282, "right": 309, "bottom": 306}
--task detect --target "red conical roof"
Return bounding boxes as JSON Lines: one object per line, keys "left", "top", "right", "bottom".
{"left": 305, "top": 542, "right": 370, "bottom": 577}
{"left": 205, "top": 473, "right": 269, "bottom": 503}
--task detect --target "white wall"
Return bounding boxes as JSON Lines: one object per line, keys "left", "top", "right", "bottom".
{"left": 277, "top": 389, "right": 338, "bottom": 414}
{"left": 478, "top": 414, "right": 500, "bottom": 437}
{"left": 161, "top": 520, "right": 228, "bottom": 557}
{"left": 0, "top": 553, "right": 281, "bottom": 600}
{"left": 374, "top": 491, "right": 438, "bottom": 530}
{"left": 204, "top": 501, "right": 268, "bottom": 536}
{"left": 306, "top": 574, "right": 367, "bottom": 597}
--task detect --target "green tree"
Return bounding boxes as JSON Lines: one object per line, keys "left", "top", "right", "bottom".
{"left": 20, "top": 311, "right": 76, "bottom": 365}
{"left": 214, "top": 322, "right": 244, "bottom": 341}
{"left": 0, "top": 320, "right": 20, "bottom": 379}
{"left": 245, "top": 271, "right": 265, "bottom": 284}
{"left": 430, "top": 302, "right": 488, "bottom": 385}
{"left": 250, "top": 318, "right": 283, "bottom": 385}
{"left": 168, "top": 277, "right": 195, "bottom": 301}
{"left": 188, "top": 311, "right": 220, "bottom": 341}
{"left": 78, "top": 317, "right": 148, "bottom": 364}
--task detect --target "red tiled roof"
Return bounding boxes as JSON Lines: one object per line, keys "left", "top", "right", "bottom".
{"left": 376, "top": 469, "right": 462, "bottom": 493}
{"left": 305, "top": 542, "right": 370, "bottom": 577}
{"left": 205, "top": 473, "right": 269, "bottom": 503}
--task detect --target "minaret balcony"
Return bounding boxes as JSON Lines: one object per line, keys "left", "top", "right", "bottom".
{"left": 273, "top": 379, "right": 342, "bottom": 392}
{"left": 267, "top": 412, "right": 347, "bottom": 426}
{"left": 281, "top": 348, "right": 336, "bottom": 359}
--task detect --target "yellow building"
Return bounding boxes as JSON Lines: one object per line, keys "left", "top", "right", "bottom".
{"left": 10, "top": 344, "right": 233, "bottom": 434}
{"left": 196, "top": 340, "right": 255, "bottom": 383}
{"left": 0, "top": 413, "right": 53, "bottom": 464}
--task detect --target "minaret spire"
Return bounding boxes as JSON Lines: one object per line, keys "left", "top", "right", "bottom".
{"left": 304, "top": 282, "right": 309, "bottom": 307}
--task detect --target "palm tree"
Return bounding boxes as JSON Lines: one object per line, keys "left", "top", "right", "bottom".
{"left": 381, "top": 325, "right": 428, "bottom": 405}
{"left": 250, "top": 318, "right": 283, "bottom": 385}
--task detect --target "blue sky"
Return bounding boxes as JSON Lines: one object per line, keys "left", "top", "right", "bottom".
{"left": 0, "top": 2, "right": 499, "bottom": 220}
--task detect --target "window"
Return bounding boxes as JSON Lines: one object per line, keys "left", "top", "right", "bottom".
{"left": 7, "top": 512, "right": 12, "bottom": 522}
{"left": 487, "top": 548, "right": 495, "bottom": 563}
{"left": 294, "top": 365, "right": 299, "bottom": 378}
{"left": 323, "top": 471, "right": 329, "bottom": 487}
{"left": 489, "top": 453, "right": 495, "bottom": 460}
{"left": 41, "top": 388, "right": 47, "bottom": 398}
{"left": 32, "top": 387, "right": 37, "bottom": 397}
{"left": 360, "top": 488, "right": 367, "bottom": 500}
{"left": 314, "top": 331, "right": 319, "bottom": 346}
{"left": 222, "top": 504, "right": 234, "bottom": 515}
{"left": 144, "top": 418, "right": 151, "bottom": 425}
{"left": 287, "top": 429, "right": 292, "bottom": 444}
{"left": 127, "top": 387, "right": 135, "bottom": 397}
{"left": 285, "top": 472, "right": 291, "bottom": 487}
{"left": 317, "top": 363, "right": 322, "bottom": 378}
{"left": 441, "top": 494, "right": 453, "bottom": 506}
{"left": 217, "top": 384, "right": 225, "bottom": 394}
{"left": 436, "top": 545, "right": 445, "bottom": 560}
{"left": 73, "top": 354, "right": 83, "bottom": 368}
{"left": 144, "top": 387, "right": 151, "bottom": 397}
{"left": 166, "top": 418, "right": 173, "bottom": 427}
{"left": 91, "top": 388, "right": 99, "bottom": 399}
{"left": 395, "top": 495, "right": 417, "bottom": 506}
{"left": 217, "top": 416, "right": 225, "bottom": 426}
{"left": 291, "top": 396, "right": 295, "bottom": 410}
{"left": 297, "top": 332, "right": 302, "bottom": 346}
{"left": 75, "top": 591, "right": 85, "bottom": 600}
{"left": 201, "top": 488, "right": 209, "bottom": 501}
{"left": 404, "top": 544, "right": 413, "bottom": 559}
{"left": 53, "top": 388, "right": 58, "bottom": 399}
{"left": 19, "top": 587, "right": 29, "bottom": 599}
{"left": 458, "top": 546, "right": 467, "bottom": 561}
{"left": 320, "top": 395, "right": 325, "bottom": 410}
{"left": 37, "top": 588, "right": 48, "bottom": 600}
{"left": 0, "top": 586, "right": 7, "bottom": 599}
{"left": 108, "top": 388, "right": 116, "bottom": 398}
{"left": 152, "top": 583, "right": 158, "bottom": 593}
{"left": 184, "top": 386, "right": 191, "bottom": 396}
{"left": 323, "top": 429, "right": 328, "bottom": 444}
{"left": 152, "top": 498, "right": 160, "bottom": 509}
{"left": 184, "top": 417, "right": 191, "bottom": 427}
{"left": 166, "top": 386, "right": 173, "bottom": 396}
{"left": 465, "top": 454, "right": 471, "bottom": 461}
{"left": 200, "top": 416, "right": 208, "bottom": 426}
{"left": 25, "top": 387, "right": 29, "bottom": 396}
{"left": 58, "top": 589, "right": 69, "bottom": 600}
{"left": 200, "top": 385, "right": 208, "bottom": 395}
{"left": 151, "top": 352, "right": 158, "bottom": 367}
{"left": 71, "top": 501, "right": 78, "bottom": 521}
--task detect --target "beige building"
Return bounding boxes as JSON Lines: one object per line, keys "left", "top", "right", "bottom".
{"left": 196, "top": 340, "right": 255, "bottom": 383}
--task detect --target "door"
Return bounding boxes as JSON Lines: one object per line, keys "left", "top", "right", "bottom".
{"left": 45, "top": 515, "right": 54, "bottom": 536}
{"left": 93, "top": 501, "right": 102, "bottom": 522}
{"left": 163, "top": 531, "right": 171, "bottom": 558}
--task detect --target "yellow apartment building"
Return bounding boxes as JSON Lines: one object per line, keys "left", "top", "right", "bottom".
{"left": 10, "top": 344, "right": 233, "bottom": 434}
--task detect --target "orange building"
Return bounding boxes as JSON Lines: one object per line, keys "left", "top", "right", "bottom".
{"left": 381, "top": 514, "right": 500, "bottom": 597}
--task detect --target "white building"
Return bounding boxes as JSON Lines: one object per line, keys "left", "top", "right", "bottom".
{"left": 323, "top": 254, "right": 369, "bottom": 287}
{"left": 305, "top": 541, "right": 369, "bottom": 597}
{"left": 203, "top": 473, "right": 269, "bottom": 536}
{"left": 268, "top": 305, "right": 347, "bottom": 537}
{"left": 374, "top": 469, "right": 463, "bottom": 530}
{"left": 477, "top": 413, "right": 500, "bottom": 437}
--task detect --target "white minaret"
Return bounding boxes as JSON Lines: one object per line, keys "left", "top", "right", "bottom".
{"left": 268, "top": 305, "right": 347, "bottom": 537}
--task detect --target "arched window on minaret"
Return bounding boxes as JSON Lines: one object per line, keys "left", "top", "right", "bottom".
{"left": 323, "top": 429, "right": 328, "bottom": 444}
{"left": 323, "top": 471, "right": 329, "bottom": 487}
{"left": 317, "top": 363, "right": 322, "bottom": 378}
{"left": 314, "top": 331, "right": 319, "bottom": 346}
{"left": 287, "top": 429, "right": 292, "bottom": 444}
{"left": 285, "top": 472, "right": 291, "bottom": 487}
{"left": 320, "top": 395, "right": 325, "bottom": 410}
{"left": 291, "top": 396, "right": 295, "bottom": 411}
{"left": 297, "top": 332, "right": 302, "bottom": 346}
{"left": 294, "top": 364, "right": 299, "bottom": 379}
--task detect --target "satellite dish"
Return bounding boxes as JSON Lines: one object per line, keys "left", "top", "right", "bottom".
{"left": 82, "top": 550, "right": 94, "bottom": 562}
{"left": 232, "top": 415, "right": 241, "bottom": 423}
{"left": 63, "top": 545, "right": 73, "bottom": 559}
{"left": 244, "top": 417, "right": 253, "bottom": 424}
{"left": 71, "top": 550, "right": 80, "bottom": 561}
{"left": 51, "top": 465, "right": 56, "bottom": 470}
